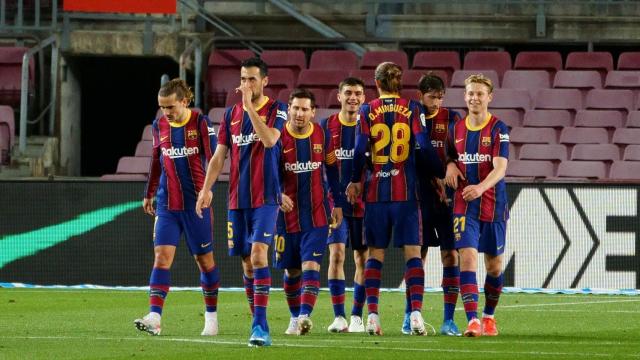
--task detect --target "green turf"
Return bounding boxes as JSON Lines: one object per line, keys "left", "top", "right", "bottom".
{"left": 0, "top": 289, "right": 638, "bottom": 359}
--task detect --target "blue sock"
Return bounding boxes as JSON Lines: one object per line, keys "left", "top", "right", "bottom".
{"left": 351, "top": 282, "right": 365, "bottom": 317}
{"left": 328, "top": 279, "right": 346, "bottom": 318}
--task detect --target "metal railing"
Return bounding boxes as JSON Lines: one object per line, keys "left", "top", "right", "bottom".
{"left": 179, "top": 37, "right": 203, "bottom": 109}
{"left": 0, "top": 0, "right": 58, "bottom": 33}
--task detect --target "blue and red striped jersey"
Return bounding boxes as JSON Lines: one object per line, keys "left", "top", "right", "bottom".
{"left": 145, "top": 109, "right": 217, "bottom": 211}
{"left": 217, "top": 97, "right": 288, "bottom": 209}
{"left": 448, "top": 113, "right": 510, "bottom": 222}
{"left": 320, "top": 113, "right": 365, "bottom": 218}
{"left": 355, "top": 95, "right": 426, "bottom": 203}
{"left": 280, "top": 122, "right": 340, "bottom": 233}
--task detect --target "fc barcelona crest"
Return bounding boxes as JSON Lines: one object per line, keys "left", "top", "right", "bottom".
{"left": 187, "top": 129, "right": 198, "bottom": 140}
{"left": 313, "top": 143, "right": 323, "bottom": 153}
{"left": 481, "top": 136, "right": 491, "bottom": 147}
{"left": 435, "top": 123, "right": 446, "bottom": 133}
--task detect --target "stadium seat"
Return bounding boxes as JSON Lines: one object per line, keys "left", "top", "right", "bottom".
{"left": 365, "top": 88, "right": 378, "bottom": 102}
{"left": 604, "top": 71, "right": 640, "bottom": 90}
{"left": 0, "top": 128, "right": 9, "bottom": 164}
{"left": 0, "top": 46, "right": 35, "bottom": 107}
{"left": 571, "top": 144, "right": 620, "bottom": 161}
{"left": 574, "top": 110, "right": 624, "bottom": 128}
{"left": 400, "top": 89, "right": 420, "bottom": 102}
{"left": 556, "top": 160, "right": 607, "bottom": 179}
{"left": 114, "top": 156, "right": 151, "bottom": 174}
{"left": 559, "top": 127, "right": 609, "bottom": 144}
{"left": 208, "top": 49, "right": 254, "bottom": 67}
{"left": 513, "top": 51, "right": 562, "bottom": 76}
{"left": 506, "top": 160, "right": 555, "bottom": 178}
{"left": 623, "top": 145, "right": 640, "bottom": 161}
{"left": 565, "top": 52, "right": 613, "bottom": 81}
{"left": 490, "top": 89, "right": 531, "bottom": 112}
{"left": 412, "top": 51, "right": 461, "bottom": 81}
{"left": 523, "top": 109, "right": 572, "bottom": 128}
{"left": 266, "top": 68, "right": 296, "bottom": 94}
{"left": 402, "top": 69, "right": 433, "bottom": 89}
{"left": 278, "top": 87, "right": 327, "bottom": 108}
{"left": 441, "top": 88, "right": 466, "bottom": 109}
{"left": 609, "top": 161, "right": 640, "bottom": 179}
{"left": 326, "top": 88, "right": 340, "bottom": 108}
{"left": 463, "top": 51, "right": 512, "bottom": 81}
{"left": 207, "top": 107, "right": 226, "bottom": 125}
{"left": 260, "top": 50, "right": 306, "bottom": 77}
{"left": 309, "top": 50, "right": 359, "bottom": 70}
{"left": 612, "top": 128, "right": 640, "bottom": 145}
{"left": 134, "top": 140, "right": 153, "bottom": 157}
{"left": 617, "top": 52, "right": 640, "bottom": 70}
{"left": 451, "top": 70, "right": 500, "bottom": 88}
{"left": 501, "top": 70, "right": 550, "bottom": 95}
{"left": 0, "top": 105, "right": 15, "bottom": 149}
{"left": 361, "top": 51, "right": 408, "bottom": 70}
{"left": 585, "top": 89, "right": 635, "bottom": 113}
{"left": 534, "top": 89, "right": 583, "bottom": 112}
{"left": 206, "top": 67, "right": 240, "bottom": 107}
{"left": 490, "top": 109, "right": 521, "bottom": 128}
{"left": 510, "top": 127, "right": 557, "bottom": 144}
{"left": 519, "top": 144, "right": 568, "bottom": 161}
{"left": 315, "top": 108, "right": 336, "bottom": 122}
{"left": 142, "top": 125, "right": 153, "bottom": 141}
{"left": 100, "top": 174, "right": 148, "bottom": 181}
{"left": 553, "top": 70, "right": 602, "bottom": 90}
{"left": 297, "top": 69, "right": 349, "bottom": 89}
{"left": 626, "top": 111, "right": 640, "bottom": 127}
{"left": 349, "top": 69, "right": 376, "bottom": 89}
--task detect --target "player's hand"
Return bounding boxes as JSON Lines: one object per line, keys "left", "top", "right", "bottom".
{"left": 236, "top": 82, "right": 254, "bottom": 110}
{"left": 345, "top": 182, "right": 362, "bottom": 204}
{"left": 195, "top": 189, "right": 213, "bottom": 218}
{"left": 433, "top": 178, "right": 448, "bottom": 204}
{"left": 462, "top": 184, "right": 485, "bottom": 202}
{"left": 142, "top": 198, "right": 155, "bottom": 216}
{"left": 445, "top": 162, "right": 465, "bottom": 189}
{"left": 280, "top": 193, "right": 294, "bottom": 213}
{"left": 330, "top": 207, "right": 343, "bottom": 229}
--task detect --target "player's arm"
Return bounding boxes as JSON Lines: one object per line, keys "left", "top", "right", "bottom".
{"left": 196, "top": 144, "right": 228, "bottom": 217}
{"left": 238, "top": 83, "right": 281, "bottom": 148}
{"left": 200, "top": 115, "right": 218, "bottom": 161}
{"left": 143, "top": 122, "right": 161, "bottom": 216}
{"left": 461, "top": 123, "right": 509, "bottom": 201}
{"left": 413, "top": 107, "right": 444, "bottom": 179}
{"left": 444, "top": 121, "right": 464, "bottom": 189}
{"left": 346, "top": 112, "right": 369, "bottom": 204}
{"left": 324, "top": 132, "right": 344, "bottom": 228}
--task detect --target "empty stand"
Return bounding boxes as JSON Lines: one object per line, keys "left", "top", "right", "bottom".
{"left": 441, "top": 88, "right": 466, "bottom": 109}
{"left": 142, "top": 125, "right": 153, "bottom": 141}
{"left": 623, "top": 145, "right": 640, "bottom": 161}
{"left": 114, "top": 156, "right": 151, "bottom": 174}
{"left": 326, "top": 88, "right": 340, "bottom": 108}
{"left": 490, "top": 109, "right": 521, "bottom": 128}
{"left": 315, "top": 108, "right": 336, "bottom": 121}
{"left": 510, "top": 127, "right": 557, "bottom": 144}
{"left": 134, "top": 140, "right": 153, "bottom": 157}
{"left": 571, "top": 144, "right": 620, "bottom": 161}
{"left": 412, "top": 51, "right": 461, "bottom": 82}
{"left": 604, "top": 71, "right": 640, "bottom": 90}
{"left": 451, "top": 70, "right": 499, "bottom": 88}
{"left": 610, "top": 161, "right": 640, "bottom": 180}
{"left": 361, "top": 51, "right": 408, "bottom": 70}
{"left": 0, "top": 105, "right": 15, "bottom": 149}
{"left": 553, "top": 70, "right": 602, "bottom": 90}
{"left": 208, "top": 107, "right": 226, "bottom": 125}
{"left": 559, "top": 127, "right": 609, "bottom": 144}
{"left": 534, "top": 89, "right": 582, "bottom": 112}
{"left": 260, "top": 50, "right": 306, "bottom": 77}
{"left": 585, "top": 89, "right": 635, "bottom": 113}
{"left": 100, "top": 174, "right": 148, "bottom": 181}
{"left": 309, "top": 50, "right": 359, "bottom": 70}
{"left": 501, "top": 70, "right": 550, "bottom": 98}
{"left": 0, "top": 47, "right": 35, "bottom": 107}
{"left": 463, "top": 51, "right": 512, "bottom": 81}
{"left": 400, "top": 89, "right": 420, "bottom": 102}
{"left": 513, "top": 51, "right": 562, "bottom": 76}
{"left": 206, "top": 67, "right": 240, "bottom": 107}
{"left": 506, "top": 160, "right": 555, "bottom": 178}
{"left": 266, "top": 68, "right": 295, "bottom": 93}
{"left": 574, "top": 110, "right": 624, "bottom": 128}
{"left": 612, "top": 128, "right": 640, "bottom": 145}
{"left": 523, "top": 109, "right": 572, "bottom": 128}
{"left": 617, "top": 52, "right": 640, "bottom": 71}
{"left": 627, "top": 111, "right": 640, "bottom": 128}
{"left": 208, "top": 49, "right": 254, "bottom": 67}
{"left": 519, "top": 144, "right": 567, "bottom": 161}
{"left": 490, "top": 89, "right": 531, "bottom": 113}
{"left": 278, "top": 87, "right": 327, "bottom": 108}
{"left": 556, "top": 160, "right": 607, "bottom": 179}
{"left": 349, "top": 69, "right": 376, "bottom": 89}
{"left": 402, "top": 69, "right": 430, "bottom": 89}
{"left": 565, "top": 52, "right": 613, "bottom": 80}
{"left": 297, "top": 69, "right": 349, "bottom": 89}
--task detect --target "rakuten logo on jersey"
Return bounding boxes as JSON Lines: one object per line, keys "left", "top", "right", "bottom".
{"left": 161, "top": 146, "right": 200, "bottom": 159}
{"left": 431, "top": 140, "right": 444, "bottom": 148}
{"left": 375, "top": 169, "right": 400, "bottom": 178}
{"left": 458, "top": 152, "right": 492, "bottom": 164}
{"left": 284, "top": 161, "right": 322, "bottom": 173}
{"left": 232, "top": 133, "right": 259, "bottom": 146}
{"left": 334, "top": 148, "right": 354, "bottom": 160}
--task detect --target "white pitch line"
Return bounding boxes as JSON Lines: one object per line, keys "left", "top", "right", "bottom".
{"left": 2, "top": 335, "right": 638, "bottom": 358}
{"left": 499, "top": 298, "right": 640, "bottom": 308}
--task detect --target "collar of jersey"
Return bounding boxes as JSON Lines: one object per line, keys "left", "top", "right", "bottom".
{"left": 465, "top": 112, "right": 492, "bottom": 131}
{"left": 379, "top": 94, "right": 400, "bottom": 99}
{"left": 286, "top": 122, "right": 314, "bottom": 139}
{"left": 169, "top": 109, "right": 191, "bottom": 128}
{"left": 243, "top": 96, "right": 270, "bottom": 112}
{"left": 338, "top": 112, "right": 357, "bottom": 126}
{"left": 425, "top": 108, "right": 440, "bottom": 120}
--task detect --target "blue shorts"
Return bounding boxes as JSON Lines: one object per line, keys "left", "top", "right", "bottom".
{"left": 327, "top": 216, "right": 367, "bottom": 251}
{"left": 227, "top": 204, "right": 279, "bottom": 257}
{"left": 274, "top": 225, "right": 329, "bottom": 269}
{"left": 453, "top": 215, "right": 506, "bottom": 256}
{"left": 154, "top": 207, "right": 213, "bottom": 256}
{"left": 364, "top": 201, "right": 420, "bottom": 249}
{"left": 420, "top": 200, "right": 455, "bottom": 251}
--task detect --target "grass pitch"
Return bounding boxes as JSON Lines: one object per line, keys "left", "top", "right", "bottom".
{"left": 0, "top": 289, "right": 639, "bottom": 359}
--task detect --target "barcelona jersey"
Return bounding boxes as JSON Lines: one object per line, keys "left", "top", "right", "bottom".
{"left": 145, "top": 109, "right": 217, "bottom": 211}
{"left": 320, "top": 113, "right": 365, "bottom": 218}
{"left": 447, "top": 113, "right": 510, "bottom": 222}
{"left": 217, "top": 97, "right": 288, "bottom": 209}
{"left": 279, "top": 122, "right": 341, "bottom": 233}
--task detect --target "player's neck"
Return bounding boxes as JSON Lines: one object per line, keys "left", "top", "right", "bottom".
{"left": 288, "top": 121, "right": 312, "bottom": 136}
{"left": 468, "top": 110, "right": 488, "bottom": 126}
{"left": 252, "top": 94, "right": 267, "bottom": 108}
{"left": 339, "top": 109, "right": 357, "bottom": 123}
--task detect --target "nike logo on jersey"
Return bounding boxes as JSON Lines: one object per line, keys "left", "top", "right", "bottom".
{"left": 231, "top": 120, "right": 241, "bottom": 126}
{"left": 160, "top": 136, "right": 168, "bottom": 142}
{"left": 201, "top": 242, "right": 212, "bottom": 248}
{"left": 312, "top": 252, "right": 322, "bottom": 257}
{"left": 283, "top": 148, "right": 294, "bottom": 154}
{"left": 332, "top": 134, "right": 340, "bottom": 138}
{"left": 455, "top": 138, "right": 464, "bottom": 144}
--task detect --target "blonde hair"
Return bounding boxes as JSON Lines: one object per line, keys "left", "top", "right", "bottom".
{"left": 158, "top": 78, "right": 194, "bottom": 104}
{"left": 464, "top": 74, "right": 494, "bottom": 94}
{"left": 374, "top": 62, "right": 403, "bottom": 94}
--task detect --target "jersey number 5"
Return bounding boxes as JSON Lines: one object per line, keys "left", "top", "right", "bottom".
{"left": 370, "top": 122, "right": 410, "bottom": 164}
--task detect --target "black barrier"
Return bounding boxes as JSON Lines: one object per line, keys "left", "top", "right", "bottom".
{"left": 0, "top": 181, "right": 639, "bottom": 289}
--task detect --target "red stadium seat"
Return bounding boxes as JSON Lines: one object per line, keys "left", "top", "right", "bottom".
{"left": 604, "top": 71, "right": 640, "bottom": 90}
{"left": 100, "top": 174, "right": 148, "bottom": 181}
{"left": 309, "top": 50, "right": 359, "bottom": 70}
{"left": 612, "top": 128, "right": 640, "bottom": 145}
{"left": 490, "top": 89, "right": 531, "bottom": 112}
{"left": 134, "top": 140, "right": 153, "bottom": 157}
{"left": 207, "top": 107, "right": 226, "bottom": 125}
{"left": 556, "top": 160, "right": 607, "bottom": 179}
{"left": 361, "top": 51, "right": 408, "bottom": 70}
{"left": 553, "top": 70, "right": 602, "bottom": 90}
{"left": 365, "top": 88, "right": 378, "bottom": 103}
{"left": 441, "top": 88, "right": 466, "bottom": 109}
{"left": 610, "top": 161, "right": 640, "bottom": 180}
{"left": 585, "top": 89, "right": 635, "bottom": 113}
{"left": 402, "top": 69, "right": 433, "bottom": 89}
{"left": 451, "top": 70, "right": 499, "bottom": 88}
{"left": 412, "top": 51, "right": 461, "bottom": 81}
{"left": 559, "top": 127, "right": 609, "bottom": 144}
{"left": 0, "top": 47, "right": 35, "bottom": 107}
{"left": 278, "top": 87, "right": 327, "bottom": 108}
{"left": 571, "top": 144, "right": 620, "bottom": 161}
{"left": 206, "top": 67, "right": 240, "bottom": 107}
{"left": 534, "top": 89, "right": 583, "bottom": 112}
{"left": 490, "top": 109, "right": 521, "bottom": 128}
{"left": 463, "top": 51, "right": 512, "bottom": 81}
{"left": 506, "top": 160, "right": 555, "bottom": 178}
{"left": 502, "top": 70, "right": 550, "bottom": 95}
{"left": 260, "top": 50, "right": 306, "bottom": 77}
{"left": 565, "top": 52, "right": 613, "bottom": 80}
{"left": 0, "top": 105, "right": 15, "bottom": 148}
{"left": 141, "top": 125, "right": 153, "bottom": 141}
{"left": 513, "top": 51, "right": 562, "bottom": 76}
{"left": 115, "top": 156, "right": 151, "bottom": 174}
{"left": 574, "top": 110, "right": 624, "bottom": 128}
{"left": 519, "top": 144, "right": 568, "bottom": 161}
{"left": 266, "top": 68, "right": 295, "bottom": 93}
{"left": 617, "top": 52, "right": 640, "bottom": 70}
{"left": 400, "top": 89, "right": 420, "bottom": 102}
{"left": 326, "top": 88, "right": 341, "bottom": 108}
{"left": 315, "top": 108, "right": 336, "bottom": 122}
{"left": 510, "top": 127, "right": 557, "bottom": 144}
{"left": 523, "top": 109, "right": 572, "bottom": 128}
{"left": 623, "top": 145, "right": 640, "bottom": 161}
{"left": 627, "top": 111, "right": 640, "bottom": 128}
{"left": 0, "top": 128, "right": 9, "bottom": 164}
{"left": 349, "top": 69, "right": 376, "bottom": 89}
{"left": 297, "top": 69, "right": 349, "bottom": 89}
{"left": 208, "top": 49, "right": 254, "bottom": 67}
